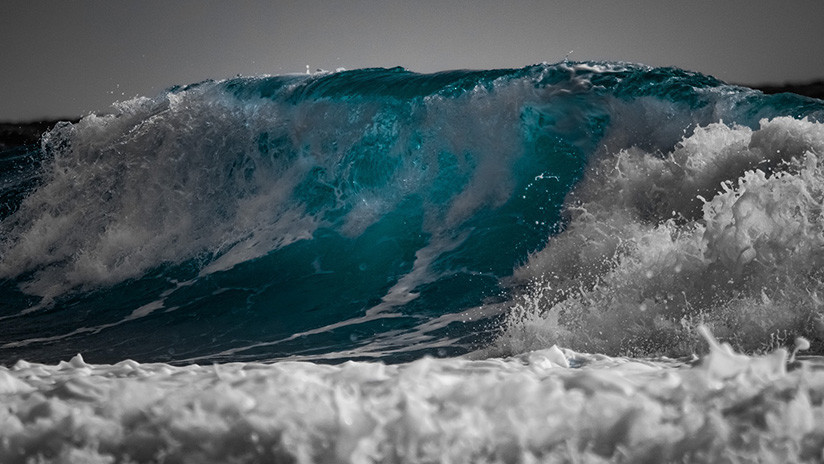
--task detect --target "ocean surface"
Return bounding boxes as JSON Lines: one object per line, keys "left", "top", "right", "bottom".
{"left": 2, "top": 61, "right": 824, "bottom": 462}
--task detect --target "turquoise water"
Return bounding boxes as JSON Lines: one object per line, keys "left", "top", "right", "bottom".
{"left": 1, "top": 62, "right": 823, "bottom": 366}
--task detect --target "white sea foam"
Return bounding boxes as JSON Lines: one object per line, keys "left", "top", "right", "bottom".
{"left": 494, "top": 116, "right": 824, "bottom": 357}
{"left": 0, "top": 334, "right": 821, "bottom": 463}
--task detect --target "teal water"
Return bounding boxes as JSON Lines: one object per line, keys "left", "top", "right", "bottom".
{"left": 1, "top": 62, "right": 823, "bottom": 365}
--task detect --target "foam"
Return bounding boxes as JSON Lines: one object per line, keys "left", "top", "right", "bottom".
{"left": 494, "top": 117, "right": 824, "bottom": 357}
{"left": 0, "top": 336, "right": 822, "bottom": 463}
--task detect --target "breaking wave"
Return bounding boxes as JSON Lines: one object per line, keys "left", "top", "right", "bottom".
{"left": 1, "top": 62, "right": 823, "bottom": 364}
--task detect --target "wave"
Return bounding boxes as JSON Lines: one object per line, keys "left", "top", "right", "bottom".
{"left": 1, "top": 62, "right": 823, "bottom": 364}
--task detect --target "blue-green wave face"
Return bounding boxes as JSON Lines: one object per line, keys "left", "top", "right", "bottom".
{"left": 1, "top": 62, "right": 823, "bottom": 365}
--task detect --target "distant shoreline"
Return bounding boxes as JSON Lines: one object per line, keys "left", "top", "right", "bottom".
{"left": 747, "top": 80, "right": 824, "bottom": 100}
{"left": 1, "top": 81, "right": 822, "bottom": 150}
{"left": 0, "top": 118, "right": 80, "bottom": 151}
{"left": 0, "top": 120, "right": 63, "bottom": 151}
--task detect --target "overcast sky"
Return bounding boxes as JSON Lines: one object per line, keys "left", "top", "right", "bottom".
{"left": 2, "top": 0, "right": 823, "bottom": 121}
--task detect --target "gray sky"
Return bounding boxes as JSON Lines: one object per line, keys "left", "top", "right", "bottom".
{"left": 2, "top": 1, "right": 823, "bottom": 121}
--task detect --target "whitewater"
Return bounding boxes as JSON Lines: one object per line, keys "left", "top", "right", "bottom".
{"left": 2, "top": 61, "right": 824, "bottom": 462}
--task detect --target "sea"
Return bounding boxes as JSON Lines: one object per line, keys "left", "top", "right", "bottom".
{"left": 1, "top": 61, "right": 824, "bottom": 463}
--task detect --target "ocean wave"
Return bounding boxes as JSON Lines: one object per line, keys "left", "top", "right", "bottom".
{"left": 1, "top": 62, "right": 823, "bottom": 364}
